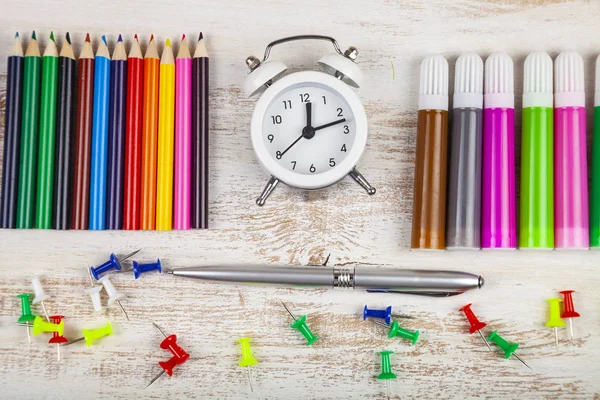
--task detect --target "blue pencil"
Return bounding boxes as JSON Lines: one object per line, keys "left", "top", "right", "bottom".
{"left": 89, "top": 35, "right": 111, "bottom": 230}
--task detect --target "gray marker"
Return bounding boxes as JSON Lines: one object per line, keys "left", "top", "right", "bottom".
{"left": 447, "top": 53, "right": 484, "bottom": 249}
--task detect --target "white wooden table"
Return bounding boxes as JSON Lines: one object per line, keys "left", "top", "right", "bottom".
{"left": 1, "top": 0, "right": 600, "bottom": 398}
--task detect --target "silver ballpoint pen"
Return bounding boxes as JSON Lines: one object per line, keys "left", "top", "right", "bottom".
{"left": 165, "top": 265, "right": 484, "bottom": 297}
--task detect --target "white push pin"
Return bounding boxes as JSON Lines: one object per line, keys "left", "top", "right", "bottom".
{"left": 84, "top": 285, "right": 106, "bottom": 314}
{"left": 98, "top": 275, "right": 129, "bottom": 321}
{"left": 31, "top": 275, "right": 51, "bottom": 321}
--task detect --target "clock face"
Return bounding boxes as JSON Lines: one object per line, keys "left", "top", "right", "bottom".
{"left": 261, "top": 82, "right": 356, "bottom": 176}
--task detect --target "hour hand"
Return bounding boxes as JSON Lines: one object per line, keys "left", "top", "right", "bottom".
{"left": 306, "top": 102, "right": 312, "bottom": 127}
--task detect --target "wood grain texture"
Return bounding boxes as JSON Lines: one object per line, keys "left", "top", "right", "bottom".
{"left": 1, "top": 0, "right": 600, "bottom": 398}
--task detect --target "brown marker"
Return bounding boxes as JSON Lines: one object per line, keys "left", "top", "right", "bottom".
{"left": 410, "top": 55, "right": 449, "bottom": 250}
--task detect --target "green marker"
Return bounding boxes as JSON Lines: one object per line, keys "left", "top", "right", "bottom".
{"left": 488, "top": 330, "right": 532, "bottom": 370}
{"left": 520, "top": 52, "right": 554, "bottom": 249}
{"left": 16, "top": 31, "right": 41, "bottom": 228}
{"left": 282, "top": 302, "right": 319, "bottom": 346}
{"left": 35, "top": 32, "right": 59, "bottom": 228}
{"left": 591, "top": 56, "right": 600, "bottom": 248}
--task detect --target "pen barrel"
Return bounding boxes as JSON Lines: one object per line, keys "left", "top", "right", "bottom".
{"left": 353, "top": 267, "right": 480, "bottom": 293}
{"left": 520, "top": 107, "right": 554, "bottom": 249}
{"left": 446, "top": 108, "right": 482, "bottom": 249}
{"left": 481, "top": 107, "right": 516, "bottom": 249}
{"left": 554, "top": 106, "right": 589, "bottom": 248}
{"left": 591, "top": 107, "right": 600, "bottom": 247}
{"left": 411, "top": 109, "right": 449, "bottom": 250}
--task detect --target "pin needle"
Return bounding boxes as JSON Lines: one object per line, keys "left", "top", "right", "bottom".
{"left": 513, "top": 353, "right": 533, "bottom": 371}
{"left": 153, "top": 321, "right": 167, "bottom": 338}
{"left": 146, "top": 370, "right": 165, "bottom": 389}
{"left": 281, "top": 301, "right": 298, "bottom": 320}
{"left": 118, "top": 248, "right": 141, "bottom": 262}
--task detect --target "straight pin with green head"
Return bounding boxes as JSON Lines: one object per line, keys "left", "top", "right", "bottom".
{"left": 238, "top": 337, "right": 258, "bottom": 392}
{"left": 281, "top": 302, "right": 319, "bottom": 346}
{"left": 546, "top": 298, "right": 566, "bottom": 350}
{"left": 487, "top": 330, "right": 533, "bottom": 370}
{"left": 377, "top": 350, "right": 396, "bottom": 400}
{"left": 371, "top": 320, "right": 419, "bottom": 345}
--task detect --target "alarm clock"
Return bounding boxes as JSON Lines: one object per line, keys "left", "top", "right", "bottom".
{"left": 244, "top": 35, "right": 376, "bottom": 206}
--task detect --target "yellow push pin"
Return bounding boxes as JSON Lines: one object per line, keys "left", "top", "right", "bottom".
{"left": 546, "top": 298, "right": 566, "bottom": 350}
{"left": 238, "top": 337, "right": 258, "bottom": 392}
{"left": 32, "top": 315, "right": 64, "bottom": 336}
{"left": 63, "top": 322, "right": 113, "bottom": 347}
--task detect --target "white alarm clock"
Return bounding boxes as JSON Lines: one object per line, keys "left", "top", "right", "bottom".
{"left": 244, "top": 35, "right": 376, "bottom": 205}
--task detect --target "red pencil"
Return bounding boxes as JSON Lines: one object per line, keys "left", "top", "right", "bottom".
{"left": 123, "top": 35, "right": 144, "bottom": 229}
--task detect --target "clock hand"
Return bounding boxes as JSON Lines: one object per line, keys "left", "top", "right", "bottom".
{"left": 279, "top": 133, "right": 304, "bottom": 158}
{"left": 313, "top": 118, "right": 346, "bottom": 131}
{"left": 306, "top": 102, "right": 312, "bottom": 128}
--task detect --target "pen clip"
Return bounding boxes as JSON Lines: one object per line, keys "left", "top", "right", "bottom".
{"left": 366, "top": 290, "right": 464, "bottom": 297}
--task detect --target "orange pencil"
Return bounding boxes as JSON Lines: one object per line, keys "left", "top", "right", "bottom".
{"left": 140, "top": 35, "right": 159, "bottom": 229}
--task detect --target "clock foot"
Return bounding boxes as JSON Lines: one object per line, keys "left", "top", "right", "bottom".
{"left": 256, "top": 176, "right": 280, "bottom": 206}
{"left": 349, "top": 168, "right": 376, "bottom": 195}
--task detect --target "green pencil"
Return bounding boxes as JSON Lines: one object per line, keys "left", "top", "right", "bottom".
{"left": 35, "top": 32, "right": 59, "bottom": 228}
{"left": 16, "top": 31, "right": 42, "bottom": 229}
{"left": 591, "top": 56, "right": 600, "bottom": 247}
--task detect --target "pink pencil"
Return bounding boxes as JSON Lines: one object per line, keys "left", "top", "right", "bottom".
{"left": 174, "top": 35, "right": 192, "bottom": 229}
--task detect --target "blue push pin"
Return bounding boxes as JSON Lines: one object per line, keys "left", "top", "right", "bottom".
{"left": 364, "top": 305, "right": 393, "bottom": 325}
{"left": 90, "top": 254, "right": 122, "bottom": 280}
{"left": 133, "top": 259, "right": 162, "bottom": 279}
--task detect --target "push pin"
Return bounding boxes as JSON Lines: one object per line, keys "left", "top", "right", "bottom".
{"left": 238, "top": 337, "right": 258, "bottom": 392}
{"left": 487, "top": 330, "right": 532, "bottom": 370}
{"left": 98, "top": 275, "right": 129, "bottom": 320}
{"left": 560, "top": 290, "right": 580, "bottom": 340}
{"left": 89, "top": 249, "right": 141, "bottom": 280}
{"left": 281, "top": 302, "right": 319, "bottom": 346}
{"left": 31, "top": 275, "right": 51, "bottom": 321}
{"left": 32, "top": 315, "right": 64, "bottom": 337}
{"left": 48, "top": 315, "right": 68, "bottom": 361}
{"left": 546, "top": 298, "right": 565, "bottom": 350}
{"left": 17, "top": 293, "right": 36, "bottom": 343}
{"left": 377, "top": 350, "right": 396, "bottom": 400}
{"left": 364, "top": 305, "right": 392, "bottom": 325}
{"left": 146, "top": 322, "right": 190, "bottom": 388}
{"left": 133, "top": 259, "right": 162, "bottom": 279}
{"left": 371, "top": 320, "right": 419, "bottom": 345}
{"left": 64, "top": 322, "right": 113, "bottom": 347}
{"left": 459, "top": 303, "right": 492, "bottom": 351}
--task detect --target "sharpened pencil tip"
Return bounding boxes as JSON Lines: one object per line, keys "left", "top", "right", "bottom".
{"left": 118, "top": 34, "right": 123, "bottom": 42}
{"left": 166, "top": 38, "right": 171, "bottom": 47}
{"left": 85, "top": 33, "right": 90, "bottom": 42}
{"left": 150, "top": 34, "right": 154, "bottom": 41}
{"left": 31, "top": 31, "right": 36, "bottom": 40}
{"left": 15, "top": 32, "right": 19, "bottom": 38}
{"left": 49, "top": 31, "right": 55, "bottom": 42}
{"left": 66, "top": 32, "right": 71, "bottom": 44}
{"left": 101, "top": 35, "right": 107, "bottom": 45}
{"left": 134, "top": 33, "right": 138, "bottom": 41}
{"left": 182, "top": 33, "right": 186, "bottom": 41}
{"left": 199, "top": 32, "right": 203, "bottom": 41}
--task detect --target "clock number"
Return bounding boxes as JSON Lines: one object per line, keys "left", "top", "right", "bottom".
{"left": 343, "top": 125, "right": 349, "bottom": 134}
{"left": 267, "top": 134, "right": 274, "bottom": 143}
{"left": 329, "top": 158, "right": 336, "bottom": 167}
{"left": 299, "top": 93, "right": 310, "bottom": 102}
{"left": 309, "top": 164, "right": 316, "bottom": 173}
{"left": 341, "top": 144, "right": 347, "bottom": 152}
{"left": 282, "top": 100, "right": 292, "bottom": 110}
{"left": 271, "top": 115, "right": 282, "bottom": 124}
{"left": 337, "top": 108, "right": 343, "bottom": 117}
{"left": 322, "top": 96, "right": 327, "bottom": 105}
{"left": 291, "top": 161, "right": 297, "bottom": 170}
{"left": 276, "top": 151, "right": 282, "bottom": 160}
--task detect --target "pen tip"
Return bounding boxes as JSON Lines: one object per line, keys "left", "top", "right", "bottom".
{"left": 478, "top": 276, "right": 485, "bottom": 289}
{"left": 198, "top": 32, "right": 203, "bottom": 41}
{"left": 101, "top": 35, "right": 107, "bottom": 45}
{"left": 31, "top": 31, "right": 36, "bottom": 40}
{"left": 49, "top": 31, "right": 55, "bottom": 42}
{"left": 118, "top": 34, "right": 123, "bottom": 42}
{"left": 65, "top": 32, "right": 71, "bottom": 44}
{"left": 85, "top": 33, "right": 90, "bottom": 42}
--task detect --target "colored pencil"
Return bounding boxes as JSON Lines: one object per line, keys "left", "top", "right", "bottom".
{"left": 89, "top": 35, "right": 111, "bottom": 230}
{"left": 592, "top": 56, "right": 600, "bottom": 248}
{"left": 140, "top": 36, "right": 160, "bottom": 230}
{"left": 105, "top": 35, "right": 127, "bottom": 230}
{"left": 174, "top": 35, "right": 192, "bottom": 230}
{"left": 53, "top": 33, "right": 76, "bottom": 229}
{"left": 156, "top": 39, "right": 175, "bottom": 230}
{"left": 192, "top": 32, "right": 209, "bottom": 229}
{"left": 16, "top": 31, "right": 41, "bottom": 229}
{"left": 71, "top": 33, "right": 95, "bottom": 229}
{"left": 35, "top": 32, "right": 59, "bottom": 229}
{"left": 123, "top": 34, "right": 144, "bottom": 230}
{"left": 0, "top": 33, "right": 23, "bottom": 229}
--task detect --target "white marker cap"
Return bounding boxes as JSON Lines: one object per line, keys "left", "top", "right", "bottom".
{"left": 595, "top": 55, "right": 600, "bottom": 107}
{"left": 418, "top": 55, "right": 448, "bottom": 111}
{"left": 453, "top": 52, "right": 483, "bottom": 109}
{"left": 523, "top": 51, "right": 553, "bottom": 108}
{"left": 555, "top": 51, "right": 585, "bottom": 108}
{"left": 484, "top": 52, "right": 514, "bottom": 109}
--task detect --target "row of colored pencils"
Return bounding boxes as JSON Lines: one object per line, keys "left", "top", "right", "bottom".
{"left": 0, "top": 31, "right": 209, "bottom": 230}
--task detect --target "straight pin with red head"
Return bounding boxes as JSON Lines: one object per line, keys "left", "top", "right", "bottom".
{"left": 560, "top": 290, "right": 580, "bottom": 340}
{"left": 459, "top": 303, "right": 492, "bottom": 351}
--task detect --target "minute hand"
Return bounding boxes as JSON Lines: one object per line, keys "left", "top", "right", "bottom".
{"left": 313, "top": 118, "right": 346, "bottom": 132}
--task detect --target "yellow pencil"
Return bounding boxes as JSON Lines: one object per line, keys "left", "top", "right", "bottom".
{"left": 156, "top": 38, "right": 175, "bottom": 230}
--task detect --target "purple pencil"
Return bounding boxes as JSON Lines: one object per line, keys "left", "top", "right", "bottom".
{"left": 173, "top": 35, "right": 192, "bottom": 230}
{"left": 481, "top": 53, "right": 516, "bottom": 249}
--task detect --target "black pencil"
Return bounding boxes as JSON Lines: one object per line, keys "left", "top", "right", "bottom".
{"left": 191, "top": 32, "right": 209, "bottom": 229}
{"left": 53, "top": 32, "right": 76, "bottom": 229}
{"left": 0, "top": 32, "right": 24, "bottom": 228}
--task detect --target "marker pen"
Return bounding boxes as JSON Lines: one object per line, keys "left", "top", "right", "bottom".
{"left": 411, "top": 55, "right": 449, "bottom": 250}
{"left": 591, "top": 55, "right": 600, "bottom": 248}
{"left": 520, "top": 52, "right": 554, "bottom": 249}
{"left": 481, "top": 53, "right": 516, "bottom": 249}
{"left": 446, "top": 53, "right": 483, "bottom": 249}
{"left": 554, "top": 51, "right": 589, "bottom": 249}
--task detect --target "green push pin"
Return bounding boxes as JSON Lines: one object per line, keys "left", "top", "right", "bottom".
{"left": 378, "top": 350, "right": 396, "bottom": 400}
{"left": 372, "top": 320, "right": 419, "bottom": 345}
{"left": 546, "top": 298, "right": 566, "bottom": 350}
{"left": 281, "top": 302, "right": 319, "bottom": 346}
{"left": 17, "top": 293, "right": 36, "bottom": 343}
{"left": 487, "top": 330, "right": 532, "bottom": 370}
{"left": 238, "top": 337, "right": 258, "bottom": 392}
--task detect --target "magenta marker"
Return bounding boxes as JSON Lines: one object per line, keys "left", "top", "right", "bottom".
{"left": 554, "top": 51, "right": 589, "bottom": 249}
{"left": 481, "top": 53, "right": 516, "bottom": 249}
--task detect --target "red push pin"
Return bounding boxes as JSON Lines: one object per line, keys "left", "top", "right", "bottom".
{"left": 48, "top": 315, "right": 68, "bottom": 361}
{"left": 146, "top": 322, "right": 190, "bottom": 388}
{"left": 560, "top": 290, "right": 580, "bottom": 341}
{"left": 459, "top": 303, "right": 492, "bottom": 351}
